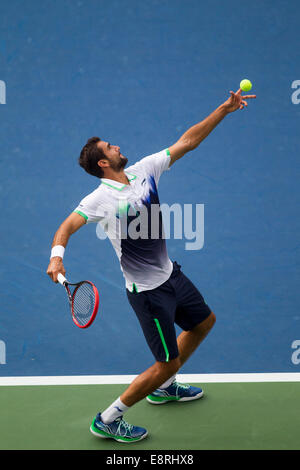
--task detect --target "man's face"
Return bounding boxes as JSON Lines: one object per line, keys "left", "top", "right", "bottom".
{"left": 97, "top": 140, "right": 128, "bottom": 172}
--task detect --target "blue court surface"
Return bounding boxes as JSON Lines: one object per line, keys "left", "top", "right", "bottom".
{"left": 0, "top": 0, "right": 300, "bottom": 379}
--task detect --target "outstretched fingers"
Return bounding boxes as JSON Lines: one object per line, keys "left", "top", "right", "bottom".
{"left": 228, "top": 89, "right": 256, "bottom": 111}
{"left": 230, "top": 90, "right": 239, "bottom": 104}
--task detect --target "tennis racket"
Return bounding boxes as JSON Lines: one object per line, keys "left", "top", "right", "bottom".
{"left": 57, "top": 273, "right": 99, "bottom": 328}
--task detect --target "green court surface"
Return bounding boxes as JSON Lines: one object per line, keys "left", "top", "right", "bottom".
{"left": 0, "top": 382, "right": 299, "bottom": 450}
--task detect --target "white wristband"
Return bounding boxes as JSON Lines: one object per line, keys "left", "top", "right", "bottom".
{"left": 50, "top": 245, "right": 65, "bottom": 260}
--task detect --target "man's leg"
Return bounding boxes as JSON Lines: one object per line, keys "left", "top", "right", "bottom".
{"left": 120, "top": 357, "right": 181, "bottom": 407}
{"left": 91, "top": 312, "right": 216, "bottom": 439}
{"left": 91, "top": 273, "right": 215, "bottom": 438}
{"left": 90, "top": 356, "right": 181, "bottom": 442}
{"left": 120, "top": 311, "right": 215, "bottom": 407}
{"left": 118, "top": 283, "right": 182, "bottom": 408}
{"left": 177, "top": 311, "right": 216, "bottom": 366}
{"left": 145, "top": 311, "right": 216, "bottom": 404}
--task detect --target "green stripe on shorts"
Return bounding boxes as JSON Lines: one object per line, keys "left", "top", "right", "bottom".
{"left": 154, "top": 318, "right": 169, "bottom": 362}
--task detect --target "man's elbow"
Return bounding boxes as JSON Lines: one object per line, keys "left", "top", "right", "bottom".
{"left": 180, "top": 136, "right": 201, "bottom": 153}
{"left": 168, "top": 138, "right": 194, "bottom": 165}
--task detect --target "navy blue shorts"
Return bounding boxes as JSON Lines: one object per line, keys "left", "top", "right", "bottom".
{"left": 126, "top": 261, "right": 212, "bottom": 362}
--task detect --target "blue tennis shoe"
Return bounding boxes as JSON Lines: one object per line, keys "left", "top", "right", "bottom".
{"left": 146, "top": 380, "right": 204, "bottom": 404}
{"left": 90, "top": 413, "right": 148, "bottom": 443}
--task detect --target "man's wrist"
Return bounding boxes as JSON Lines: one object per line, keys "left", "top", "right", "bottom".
{"left": 218, "top": 103, "right": 230, "bottom": 116}
{"left": 50, "top": 245, "right": 65, "bottom": 260}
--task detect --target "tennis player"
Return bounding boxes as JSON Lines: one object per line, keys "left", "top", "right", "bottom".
{"left": 47, "top": 89, "right": 256, "bottom": 443}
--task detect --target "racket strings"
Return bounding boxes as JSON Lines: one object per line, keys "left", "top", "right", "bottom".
{"left": 72, "top": 282, "right": 96, "bottom": 326}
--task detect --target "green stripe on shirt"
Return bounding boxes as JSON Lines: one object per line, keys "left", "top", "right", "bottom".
{"left": 74, "top": 210, "right": 88, "bottom": 221}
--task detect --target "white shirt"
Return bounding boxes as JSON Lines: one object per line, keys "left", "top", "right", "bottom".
{"left": 74, "top": 148, "right": 173, "bottom": 292}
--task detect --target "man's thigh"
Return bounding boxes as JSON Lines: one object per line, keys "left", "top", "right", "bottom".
{"left": 173, "top": 267, "right": 212, "bottom": 331}
{"left": 126, "top": 286, "right": 179, "bottom": 363}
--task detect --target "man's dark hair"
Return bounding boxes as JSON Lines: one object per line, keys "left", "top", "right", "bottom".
{"left": 78, "top": 137, "right": 107, "bottom": 178}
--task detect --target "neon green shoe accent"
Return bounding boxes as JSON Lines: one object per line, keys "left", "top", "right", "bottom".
{"left": 146, "top": 381, "right": 204, "bottom": 404}
{"left": 146, "top": 394, "right": 180, "bottom": 402}
{"left": 90, "top": 419, "right": 144, "bottom": 442}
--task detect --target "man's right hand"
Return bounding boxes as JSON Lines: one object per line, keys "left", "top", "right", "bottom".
{"left": 47, "top": 257, "right": 66, "bottom": 283}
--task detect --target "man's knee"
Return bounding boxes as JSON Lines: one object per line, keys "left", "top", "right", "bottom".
{"left": 154, "top": 356, "right": 181, "bottom": 377}
{"left": 193, "top": 311, "right": 216, "bottom": 334}
{"left": 208, "top": 311, "right": 216, "bottom": 328}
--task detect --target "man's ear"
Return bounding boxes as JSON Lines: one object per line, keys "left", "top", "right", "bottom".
{"left": 98, "top": 159, "right": 109, "bottom": 169}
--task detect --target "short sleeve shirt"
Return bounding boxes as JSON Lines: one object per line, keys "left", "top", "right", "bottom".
{"left": 74, "top": 148, "right": 173, "bottom": 292}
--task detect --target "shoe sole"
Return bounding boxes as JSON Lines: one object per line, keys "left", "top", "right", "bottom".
{"left": 146, "top": 390, "right": 204, "bottom": 404}
{"left": 90, "top": 424, "right": 148, "bottom": 443}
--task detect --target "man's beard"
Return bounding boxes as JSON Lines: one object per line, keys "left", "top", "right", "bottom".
{"left": 111, "top": 156, "right": 128, "bottom": 171}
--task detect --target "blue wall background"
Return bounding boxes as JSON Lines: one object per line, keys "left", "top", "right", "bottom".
{"left": 1, "top": 0, "right": 299, "bottom": 376}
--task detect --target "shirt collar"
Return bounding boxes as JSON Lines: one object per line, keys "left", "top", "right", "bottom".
{"left": 100, "top": 171, "right": 137, "bottom": 191}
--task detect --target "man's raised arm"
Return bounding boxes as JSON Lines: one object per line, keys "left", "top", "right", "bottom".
{"left": 46, "top": 212, "right": 86, "bottom": 283}
{"left": 168, "top": 88, "right": 256, "bottom": 166}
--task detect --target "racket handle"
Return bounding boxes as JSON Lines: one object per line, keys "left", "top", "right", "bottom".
{"left": 57, "top": 273, "right": 67, "bottom": 285}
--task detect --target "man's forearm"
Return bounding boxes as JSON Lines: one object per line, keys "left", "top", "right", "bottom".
{"left": 51, "top": 226, "right": 71, "bottom": 249}
{"left": 51, "top": 212, "right": 86, "bottom": 248}
{"left": 47, "top": 213, "right": 85, "bottom": 282}
{"left": 180, "top": 104, "right": 228, "bottom": 150}
{"left": 169, "top": 89, "right": 255, "bottom": 165}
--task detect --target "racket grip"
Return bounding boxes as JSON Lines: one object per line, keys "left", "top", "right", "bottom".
{"left": 57, "top": 273, "right": 67, "bottom": 285}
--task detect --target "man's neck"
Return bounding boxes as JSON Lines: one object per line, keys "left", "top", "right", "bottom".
{"left": 102, "top": 169, "right": 129, "bottom": 185}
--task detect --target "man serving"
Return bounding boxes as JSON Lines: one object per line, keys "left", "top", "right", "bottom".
{"left": 47, "top": 88, "right": 256, "bottom": 443}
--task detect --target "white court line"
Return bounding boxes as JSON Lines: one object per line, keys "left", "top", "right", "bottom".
{"left": 0, "top": 373, "right": 299, "bottom": 386}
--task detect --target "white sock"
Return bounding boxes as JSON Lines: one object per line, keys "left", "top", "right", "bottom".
{"left": 159, "top": 374, "right": 176, "bottom": 389}
{"left": 101, "top": 397, "right": 129, "bottom": 424}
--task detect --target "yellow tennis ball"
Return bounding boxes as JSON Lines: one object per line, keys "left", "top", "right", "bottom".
{"left": 240, "top": 79, "right": 252, "bottom": 92}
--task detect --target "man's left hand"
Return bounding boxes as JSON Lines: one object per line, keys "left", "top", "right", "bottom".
{"left": 223, "top": 88, "right": 256, "bottom": 113}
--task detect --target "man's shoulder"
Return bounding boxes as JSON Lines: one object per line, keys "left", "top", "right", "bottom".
{"left": 127, "top": 149, "right": 169, "bottom": 172}
{"left": 125, "top": 160, "right": 142, "bottom": 173}
{"left": 80, "top": 183, "right": 108, "bottom": 204}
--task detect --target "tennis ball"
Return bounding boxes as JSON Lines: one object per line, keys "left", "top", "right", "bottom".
{"left": 240, "top": 79, "right": 252, "bottom": 92}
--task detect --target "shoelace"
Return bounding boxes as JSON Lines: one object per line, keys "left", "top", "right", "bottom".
{"left": 116, "top": 417, "right": 134, "bottom": 436}
{"left": 172, "top": 380, "right": 190, "bottom": 396}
